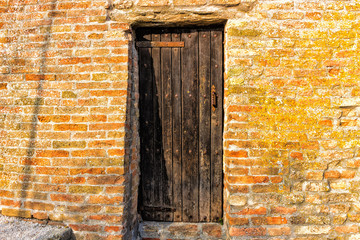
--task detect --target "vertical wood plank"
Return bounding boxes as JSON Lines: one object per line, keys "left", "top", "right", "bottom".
{"left": 210, "top": 29, "right": 223, "bottom": 222}
{"left": 138, "top": 27, "right": 223, "bottom": 223}
{"left": 198, "top": 30, "right": 211, "bottom": 222}
{"left": 181, "top": 30, "right": 199, "bottom": 222}
{"left": 152, "top": 32, "right": 163, "bottom": 221}
{"left": 138, "top": 31, "right": 155, "bottom": 221}
{"left": 161, "top": 32, "right": 173, "bottom": 222}
{"left": 171, "top": 32, "right": 182, "bottom": 222}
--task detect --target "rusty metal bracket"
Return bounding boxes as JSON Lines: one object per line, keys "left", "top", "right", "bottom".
{"left": 140, "top": 206, "right": 176, "bottom": 212}
{"left": 136, "top": 41, "right": 185, "bottom": 48}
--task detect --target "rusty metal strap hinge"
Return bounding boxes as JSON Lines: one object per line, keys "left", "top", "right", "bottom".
{"left": 140, "top": 206, "right": 176, "bottom": 212}
{"left": 136, "top": 41, "right": 185, "bottom": 48}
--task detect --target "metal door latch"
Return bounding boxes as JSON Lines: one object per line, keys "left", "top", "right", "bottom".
{"left": 211, "top": 85, "right": 217, "bottom": 112}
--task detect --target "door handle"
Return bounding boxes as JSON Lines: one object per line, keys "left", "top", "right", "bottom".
{"left": 211, "top": 85, "right": 217, "bottom": 111}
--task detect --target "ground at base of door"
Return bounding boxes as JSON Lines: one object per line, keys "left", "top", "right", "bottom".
{"left": 0, "top": 214, "right": 75, "bottom": 240}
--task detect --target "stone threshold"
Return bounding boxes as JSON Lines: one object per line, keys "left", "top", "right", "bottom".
{"left": 138, "top": 221, "right": 225, "bottom": 239}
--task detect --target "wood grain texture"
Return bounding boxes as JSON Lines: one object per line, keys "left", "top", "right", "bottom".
{"left": 210, "top": 30, "right": 223, "bottom": 222}
{"left": 199, "top": 30, "right": 212, "bottom": 222}
{"left": 138, "top": 27, "right": 223, "bottom": 223}
{"left": 138, "top": 32, "right": 155, "bottom": 221}
{"left": 161, "top": 32, "right": 173, "bottom": 222}
{"left": 171, "top": 32, "right": 183, "bottom": 222}
{"left": 152, "top": 33, "right": 163, "bottom": 221}
{"left": 181, "top": 30, "right": 199, "bottom": 222}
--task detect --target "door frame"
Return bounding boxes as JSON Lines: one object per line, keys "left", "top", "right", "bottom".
{"left": 135, "top": 25, "right": 225, "bottom": 223}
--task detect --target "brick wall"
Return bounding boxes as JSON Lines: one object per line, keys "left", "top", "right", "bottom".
{"left": 0, "top": 0, "right": 135, "bottom": 238}
{"left": 224, "top": 2, "right": 360, "bottom": 238}
{"left": 0, "top": 0, "right": 359, "bottom": 239}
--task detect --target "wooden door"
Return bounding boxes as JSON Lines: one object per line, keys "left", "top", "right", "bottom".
{"left": 137, "top": 27, "right": 223, "bottom": 223}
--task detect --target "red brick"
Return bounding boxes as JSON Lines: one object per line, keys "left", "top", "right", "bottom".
{"left": 234, "top": 207, "right": 267, "bottom": 215}
{"left": 69, "top": 224, "right": 102, "bottom": 232}
{"left": 87, "top": 176, "right": 125, "bottom": 185}
{"left": 50, "top": 194, "right": 85, "bottom": 203}
{"left": 202, "top": 224, "right": 222, "bottom": 238}
{"left": 88, "top": 215, "right": 122, "bottom": 223}
{"left": 229, "top": 227, "right": 266, "bottom": 236}
{"left": 271, "top": 206, "right": 297, "bottom": 214}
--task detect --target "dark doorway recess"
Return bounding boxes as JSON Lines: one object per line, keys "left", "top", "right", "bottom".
{"left": 137, "top": 26, "right": 223, "bottom": 223}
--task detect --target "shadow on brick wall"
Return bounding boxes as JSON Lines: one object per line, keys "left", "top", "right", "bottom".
{"left": 20, "top": 0, "right": 55, "bottom": 217}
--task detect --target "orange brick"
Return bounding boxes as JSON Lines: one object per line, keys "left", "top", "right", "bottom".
{"left": 108, "top": 149, "right": 125, "bottom": 156}
{"left": 36, "top": 167, "right": 69, "bottom": 175}
{"left": 72, "top": 149, "right": 106, "bottom": 157}
{"left": 69, "top": 224, "right": 102, "bottom": 232}
{"left": 87, "top": 176, "right": 125, "bottom": 185}
{"left": 104, "top": 226, "right": 121, "bottom": 232}
{"left": 106, "top": 167, "right": 125, "bottom": 175}
{"left": 38, "top": 115, "right": 70, "bottom": 122}
{"left": 1, "top": 199, "right": 21, "bottom": 208}
{"left": 70, "top": 167, "right": 106, "bottom": 175}
{"left": 335, "top": 225, "right": 359, "bottom": 234}
{"left": 225, "top": 150, "right": 248, "bottom": 158}
{"left": 58, "top": 57, "right": 91, "bottom": 65}
{"left": 33, "top": 212, "right": 48, "bottom": 220}
{"left": 88, "top": 215, "right": 122, "bottom": 223}
{"left": 90, "top": 90, "right": 127, "bottom": 97}
{"left": 105, "top": 186, "right": 125, "bottom": 194}
{"left": 51, "top": 176, "right": 85, "bottom": 184}
{"left": 2, "top": 208, "right": 31, "bottom": 218}
{"left": 229, "top": 227, "right": 266, "bottom": 236}
{"left": 50, "top": 194, "right": 85, "bottom": 203}
{"left": 227, "top": 176, "right": 269, "bottom": 184}
{"left": 268, "top": 227, "right": 291, "bottom": 236}
{"left": 0, "top": 83, "right": 7, "bottom": 89}
{"left": 24, "top": 201, "right": 54, "bottom": 211}
{"left": 54, "top": 124, "right": 87, "bottom": 131}
{"left": 137, "top": 0, "right": 169, "bottom": 7}
{"left": 88, "top": 195, "right": 124, "bottom": 204}
{"left": 36, "top": 150, "right": 69, "bottom": 158}
{"left": 233, "top": 207, "right": 267, "bottom": 215}
{"left": 271, "top": 206, "right": 297, "bottom": 214}
{"left": 324, "top": 171, "right": 341, "bottom": 179}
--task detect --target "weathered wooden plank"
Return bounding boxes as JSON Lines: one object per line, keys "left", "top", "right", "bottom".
{"left": 161, "top": 32, "right": 173, "bottom": 222}
{"left": 152, "top": 33, "right": 163, "bottom": 221}
{"left": 210, "top": 29, "right": 223, "bottom": 222}
{"left": 138, "top": 27, "right": 223, "bottom": 223}
{"left": 136, "top": 41, "right": 185, "bottom": 48}
{"left": 138, "top": 32, "right": 155, "bottom": 221}
{"left": 181, "top": 30, "right": 199, "bottom": 222}
{"left": 171, "top": 32, "right": 183, "bottom": 222}
{"left": 198, "top": 30, "right": 212, "bottom": 222}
